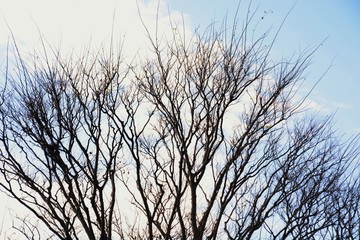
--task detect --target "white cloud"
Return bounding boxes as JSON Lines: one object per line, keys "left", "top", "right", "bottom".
{"left": 0, "top": 0, "right": 192, "bottom": 60}
{"left": 303, "top": 94, "right": 354, "bottom": 114}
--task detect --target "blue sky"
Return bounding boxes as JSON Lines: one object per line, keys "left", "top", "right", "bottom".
{"left": 169, "top": 0, "right": 360, "bottom": 135}
{"left": 0, "top": 0, "right": 359, "bottom": 135}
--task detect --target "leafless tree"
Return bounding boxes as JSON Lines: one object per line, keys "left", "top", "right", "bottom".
{"left": 0, "top": 8, "right": 359, "bottom": 240}
{"left": 0, "top": 38, "right": 129, "bottom": 239}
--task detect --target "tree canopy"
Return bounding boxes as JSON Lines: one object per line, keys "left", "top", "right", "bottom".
{"left": 0, "top": 8, "right": 359, "bottom": 240}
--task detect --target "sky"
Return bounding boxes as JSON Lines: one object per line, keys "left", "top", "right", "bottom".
{"left": 0, "top": 0, "right": 359, "bottom": 237}
{"left": 169, "top": 0, "right": 360, "bottom": 134}
{"left": 0, "top": 0, "right": 359, "bottom": 134}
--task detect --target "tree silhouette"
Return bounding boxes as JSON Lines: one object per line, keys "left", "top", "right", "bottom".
{"left": 0, "top": 10, "right": 359, "bottom": 240}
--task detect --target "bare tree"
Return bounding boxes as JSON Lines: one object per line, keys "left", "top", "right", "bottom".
{"left": 0, "top": 8, "right": 359, "bottom": 240}
{"left": 0, "top": 39, "right": 128, "bottom": 239}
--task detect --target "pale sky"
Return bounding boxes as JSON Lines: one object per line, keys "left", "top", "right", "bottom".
{"left": 1, "top": 0, "right": 358, "bottom": 134}
{"left": 0, "top": 0, "right": 359, "bottom": 237}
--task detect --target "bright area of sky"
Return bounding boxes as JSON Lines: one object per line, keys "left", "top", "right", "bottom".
{"left": 0, "top": 0, "right": 359, "bottom": 133}
{"left": 0, "top": 0, "right": 358, "bottom": 133}
{"left": 0, "top": 0, "right": 359, "bottom": 237}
